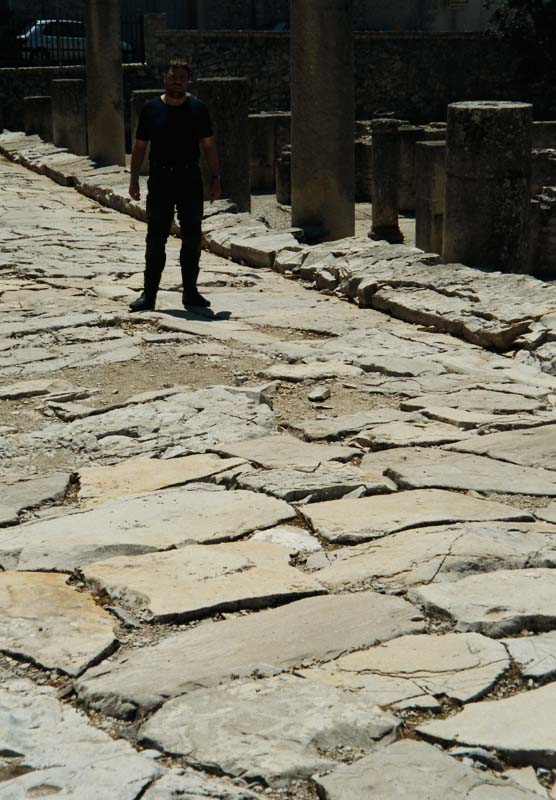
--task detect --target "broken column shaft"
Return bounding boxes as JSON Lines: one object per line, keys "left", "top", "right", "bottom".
{"left": 370, "top": 118, "right": 403, "bottom": 243}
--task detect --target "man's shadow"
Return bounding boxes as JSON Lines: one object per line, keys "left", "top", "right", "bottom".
{"left": 161, "top": 307, "right": 232, "bottom": 321}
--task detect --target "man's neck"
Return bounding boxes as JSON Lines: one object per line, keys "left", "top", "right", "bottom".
{"left": 161, "top": 93, "right": 187, "bottom": 107}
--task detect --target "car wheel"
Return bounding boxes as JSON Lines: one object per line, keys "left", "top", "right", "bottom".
{"left": 29, "top": 48, "right": 50, "bottom": 65}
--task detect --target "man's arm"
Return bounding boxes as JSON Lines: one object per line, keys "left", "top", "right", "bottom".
{"left": 128, "top": 139, "right": 148, "bottom": 200}
{"left": 201, "top": 136, "right": 221, "bottom": 202}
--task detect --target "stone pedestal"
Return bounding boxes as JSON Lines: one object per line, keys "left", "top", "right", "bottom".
{"left": 370, "top": 118, "right": 403, "bottom": 243}
{"left": 195, "top": 77, "right": 251, "bottom": 212}
{"left": 415, "top": 140, "right": 446, "bottom": 255}
{"left": 84, "top": 0, "right": 126, "bottom": 166}
{"left": 249, "top": 112, "right": 291, "bottom": 192}
{"left": 51, "top": 80, "right": 87, "bottom": 155}
{"left": 24, "top": 96, "right": 52, "bottom": 142}
{"left": 443, "top": 101, "right": 532, "bottom": 272}
{"left": 291, "top": 0, "right": 355, "bottom": 242}
{"left": 130, "top": 89, "right": 161, "bottom": 175}
{"left": 399, "top": 125, "right": 422, "bottom": 213}
{"left": 276, "top": 145, "right": 292, "bottom": 205}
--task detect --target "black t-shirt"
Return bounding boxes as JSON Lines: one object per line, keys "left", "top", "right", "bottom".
{"left": 136, "top": 95, "right": 213, "bottom": 165}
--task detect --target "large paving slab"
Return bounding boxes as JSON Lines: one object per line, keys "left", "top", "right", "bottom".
{"left": 80, "top": 541, "right": 326, "bottom": 622}
{"left": 288, "top": 408, "right": 404, "bottom": 441}
{"left": 361, "top": 447, "right": 556, "bottom": 495}
{"left": 450, "top": 424, "right": 556, "bottom": 471}
{"left": 417, "top": 682, "right": 556, "bottom": 768}
{"left": 140, "top": 674, "right": 399, "bottom": 786}
{"left": 0, "top": 678, "right": 163, "bottom": 799}
{"left": 315, "top": 739, "right": 541, "bottom": 799}
{"left": 402, "top": 388, "right": 546, "bottom": 415}
{"left": 502, "top": 632, "right": 556, "bottom": 680}
{"left": 75, "top": 591, "right": 425, "bottom": 718}
{"left": 410, "top": 569, "right": 556, "bottom": 636}
{"left": 351, "top": 419, "right": 471, "bottom": 449}
{"left": 216, "top": 433, "right": 360, "bottom": 468}
{"left": 0, "top": 572, "right": 117, "bottom": 675}
{"left": 0, "top": 471, "right": 71, "bottom": 525}
{"left": 300, "top": 632, "right": 509, "bottom": 709}
{"left": 307, "top": 522, "right": 556, "bottom": 591}
{"left": 300, "top": 490, "right": 532, "bottom": 544}
{"left": 0, "top": 486, "right": 295, "bottom": 571}
{"left": 78, "top": 454, "right": 246, "bottom": 504}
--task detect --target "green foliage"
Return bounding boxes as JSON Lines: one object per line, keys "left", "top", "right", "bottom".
{"left": 489, "top": 0, "right": 556, "bottom": 83}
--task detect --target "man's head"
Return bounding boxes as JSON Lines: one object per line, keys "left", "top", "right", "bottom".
{"left": 164, "top": 59, "right": 190, "bottom": 99}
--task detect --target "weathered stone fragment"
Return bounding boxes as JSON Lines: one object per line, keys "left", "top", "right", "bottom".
{"left": 0, "top": 679, "right": 161, "bottom": 798}
{"left": 301, "top": 632, "right": 509, "bottom": 708}
{"left": 308, "top": 522, "right": 556, "bottom": 591}
{"left": 502, "top": 632, "right": 556, "bottom": 680}
{"left": 262, "top": 362, "right": 362, "bottom": 381}
{"left": 417, "top": 683, "right": 556, "bottom": 768}
{"left": 217, "top": 433, "right": 360, "bottom": 469}
{"left": 0, "top": 572, "right": 116, "bottom": 675}
{"left": 450, "top": 424, "right": 556, "bottom": 471}
{"left": 301, "top": 490, "right": 532, "bottom": 544}
{"left": 289, "top": 408, "right": 403, "bottom": 441}
{"left": 0, "top": 472, "right": 71, "bottom": 525}
{"left": 250, "top": 524, "right": 322, "bottom": 552}
{"left": 411, "top": 569, "right": 556, "bottom": 636}
{"left": 315, "top": 740, "right": 540, "bottom": 799}
{"left": 0, "top": 487, "right": 295, "bottom": 571}
{"left": 403, "top": 389, "right": 544, "bottom": 415}
{"left": 141, "top": 675, "right": 398, "bottom": 786}
{"left": 351, "top": 419, "right": 470, "bottom": 449}
{"left": 142, "top": 772, "right": 262, "bottom": 800}
{"left": 80, "top": 542, "right": 325, "bottom": 622}
{"left": 76, "top": 592, "right": 424, "bottom": 718}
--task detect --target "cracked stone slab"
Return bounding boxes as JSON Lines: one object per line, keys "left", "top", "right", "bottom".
{"left": 417, "top": 682, "right": 556, "bottom": 769}
{"left": 140, "top": 674, "right": 399, "bottom": 787}
{"left": 217, "top": 433, "right": 360, "bottom": 469}
{"left": 250, "top": 524, "right": 322, "bottom": 552}
{"left": 0, "top": 572, "right": 117, "bottom": 675}
{"left": 262, "top": 362, "right": 363, "bottom": 382}
{"left": 307, "top": 522, "right": 556, "bottom": 591}
{"left": 363, "top": 447, "right": 556, "bottom": 495}
{"left": 536, "top": 500, "right": 556, "bottom": 524}
{"left": 0, "top": 487, "right": 295, "bottom": 571}
{"left": 402, "top": 388, "right": 545, "bottom": 415}
{"left": 315, "top": 739, "right": 541, "bottom": 799}
{"left": 410, "top": 569, "right": 556, "bottom": 636}
{"left": 75, "top": 592, "right": 425, "bottom": 718}
{"left": 449, "top": 424, "right": 556, "bottom": 471}
{"left": 0, "top": 472, "right": 71, "bottom": 525}
{"left": 0, "top": 378, "right": 77, "bottom": 399}
{"left": 502, "top": 633, "right": 556, "bottom": 680}
{"left": 78, "top": 454, "right": 246, "bottom": 504}
{"left": 300, "top": 490, "right": 532, "bottom": 544}
{"left": 0, "top": 678, "right": 162, "bottom": 799}
{"left": 142, "top": 772, "right": 263, "bottom": 800}
{"left": 351, "top": 419, "right": 471, "bottom": 449}
{"left": 80, "top": 542, "right": 326, "bottom": 622}
{"left": 301, "top": 632, "right": 509, "bottom": 709}
{"left": 235, "top": 462, "right": 394, "bottom": 502}
{"left": 288, "top": 408, "right": 404, "bottom": 441}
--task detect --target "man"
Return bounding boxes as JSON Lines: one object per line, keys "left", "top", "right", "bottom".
{"left": 128, "top": 59, "right": 221, "bottom": 311}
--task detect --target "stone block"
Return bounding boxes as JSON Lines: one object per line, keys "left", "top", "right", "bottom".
{"left": 415, "top": 140, "right": 446, "bottom": 255}
{"left": 51, "top": 79, "right": 87, "bottom": 156}
{"left": 23, "top": 95, "right": 52, "bottom": 142}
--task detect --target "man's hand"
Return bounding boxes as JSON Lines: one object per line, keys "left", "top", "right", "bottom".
{"left": 129, "top": 178, "right": 140, "bottom": 201}
{"left": 210, "top": 176, "right": 221, "bottom": 203}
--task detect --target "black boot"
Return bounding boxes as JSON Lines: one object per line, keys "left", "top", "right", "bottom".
{"left": 129, "top": 267, "right": 162, "bottom": 312}
{"left": 181, "top": 263, "right": 210, "bottom": 307}
{"left": 129, "top": 291, "right": 156, "bottom": 312}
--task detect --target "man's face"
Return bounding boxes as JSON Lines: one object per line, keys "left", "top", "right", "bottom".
{"left": 164, "top": 67, "right": 189, "bottom": 99}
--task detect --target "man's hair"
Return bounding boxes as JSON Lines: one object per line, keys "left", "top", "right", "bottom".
{"left": 165, "top": 58, "right": 190, "bottom": 76}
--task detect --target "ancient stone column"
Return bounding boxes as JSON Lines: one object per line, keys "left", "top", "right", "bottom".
{"left": 415, "top": 140, "right": 446, "bottom": 255}
{"left": 443, "top": 101, "right": 532, "bottom": 272}
{"left": 84, "top": 0, "right": 126, "bottom": 166}
{"left": 195, "top": 77, "right": 251, "bottom": 212}
{"left": 130, "top": 89, "right": 161, "bottom": 175}
{"left": 24, "top": 96, "right": 52, "bottom": 142}
{"left": 291, "top": 0, "right": 355, "bottom": 242}
{"left": 276, "top": 145, "right": 292, "bottom": 205}
{"left": 370, "top": 118, "right": 403, "bottom": 243}
{"left": 51, "top": 79, "right": 87, "bottom": 155}
{"left": 399, "top": 125, "right": 422, "bottom": 213}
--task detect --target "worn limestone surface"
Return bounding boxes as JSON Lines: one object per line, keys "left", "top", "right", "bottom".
{"left": 0, "top": 572, "right": 117, "bottom": 675}
{"left": 0, "top": 487, "right": 295, "bottom": 571}
{"left": 315, "top": 740, "right": 542, "bottom": 799}
{"left": 80, "top": 542, "right": 326, "bottom": 622}
{"left": 307, "top": 522, "right": 556, "bottom": 591}
{"left": 141, "top": 674, "right": 399, "bottom": 786}
{"left": 301, "top": 489, "right": 532, "bottom": 543}
{"left": 300, "top": 632, "right": 509, "bottom": 709}
{"left": 76, "top": 592, "right": 424, "bottom": 718}
{"left": 411, "top": 569, "right": 556, "bottom": 636}
{"left": 417, "top": 683, "right": 556, "bottom": 768}
{"left": 2, "top": 144, "right": 556, "bottom": 797}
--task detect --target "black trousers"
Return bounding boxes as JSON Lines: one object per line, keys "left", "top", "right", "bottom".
{"left": 144, "top": 163, "right": 204, "bottom": 299}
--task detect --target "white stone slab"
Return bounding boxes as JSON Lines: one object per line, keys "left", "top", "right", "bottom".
{"left": 351, "top": 419, "right": 470, "bottom": 449}
{"left": 262, "top": 362, "right": 363, "bottom": 382}
{"left": 141, "top": 674, "right": 398, "bottom": 786}
{"left": 410, "top": 569, "right": 556, "bottom": 636}
{"left": 0, "top": 572, "right": 116, "bottom": 675}
{"left": 502, "top": 632, "right": 556, "bottom": 680}
{"left": 450, "top": 424, "right": 556, "bottom": 471}
{"left": 80, "top": 542, "right": 325, "bottom": 622}
{"left": 76, "top": 592, "right": 425, "bottom": 718}
{"left": 217, "top": 433, "right": 360, "bottom": 469}
{"left": 301, "top": 490, "right": 532, "bottom": 544}
{"left": 289, "top": 409, "right": 403, "bottom": 441}
{"left": 250, "top": 524, "right": 322, "bottom": 552}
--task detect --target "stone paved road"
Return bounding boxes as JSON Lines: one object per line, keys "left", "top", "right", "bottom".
{"left": 1, "top": 150, "right": 556, "bottom": 799}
